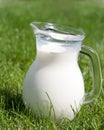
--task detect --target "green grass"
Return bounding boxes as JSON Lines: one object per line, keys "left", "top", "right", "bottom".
{"left": 0, "top": 0, "right": 104, "bottom": 129}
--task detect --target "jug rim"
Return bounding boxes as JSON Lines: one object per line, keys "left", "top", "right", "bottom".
{"left": 30, "top": 22, "right": 85, "bottom": 41}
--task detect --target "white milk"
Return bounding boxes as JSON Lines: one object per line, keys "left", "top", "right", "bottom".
{"left": 23, "top": 43, "right": 85, "bottom": 120}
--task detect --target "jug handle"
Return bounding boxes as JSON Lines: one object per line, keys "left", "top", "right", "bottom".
{"left": 80, "top": 45, "right": 102, "bottom": 104}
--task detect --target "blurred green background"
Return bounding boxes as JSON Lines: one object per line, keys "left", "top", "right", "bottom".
{"left": 0, "top": 0, "right": 104, "bottom": 129}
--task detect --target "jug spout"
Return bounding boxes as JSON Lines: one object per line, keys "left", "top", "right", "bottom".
{"left": 30, "top": 22, "right": 40, "bottom": 34}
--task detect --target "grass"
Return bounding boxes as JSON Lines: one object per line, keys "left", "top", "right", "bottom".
{"left": 0, "top": 0, "right": 104, "bottom": 129}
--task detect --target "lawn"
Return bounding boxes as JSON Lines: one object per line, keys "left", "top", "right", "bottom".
{"left": 0, "top": 0, "right": 104, "bottom": 129}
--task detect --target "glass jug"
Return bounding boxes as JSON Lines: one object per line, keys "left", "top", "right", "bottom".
{"left": 22, "top": 22, "right": 102, "bottom": 120}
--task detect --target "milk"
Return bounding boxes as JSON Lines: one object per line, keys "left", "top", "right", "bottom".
{"left": 22, "top": 43, "right": 85, "bottom": 120}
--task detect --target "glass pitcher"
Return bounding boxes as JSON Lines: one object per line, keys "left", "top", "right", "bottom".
{"left": 22, "top": 22, "right": 102, "bottom": 120}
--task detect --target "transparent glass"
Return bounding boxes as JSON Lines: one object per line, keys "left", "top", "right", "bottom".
{"left": 80, "top": 45, "right": 102, "bottom": 103}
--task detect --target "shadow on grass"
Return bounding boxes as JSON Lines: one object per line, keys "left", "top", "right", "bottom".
{"left": 0, "top": 87, "right": 26, "bottom": 113}
{"left": 0, "top": 87, "right": 58, "bottom": 129}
